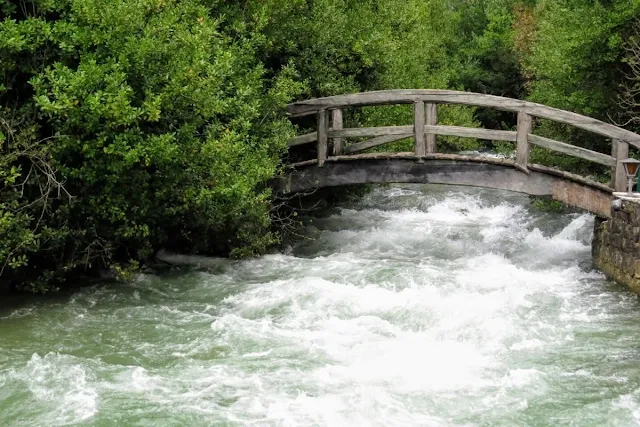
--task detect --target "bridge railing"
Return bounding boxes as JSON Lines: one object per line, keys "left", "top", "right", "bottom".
{"left": 286, "top": 90, "right": 640, "bottom": 192}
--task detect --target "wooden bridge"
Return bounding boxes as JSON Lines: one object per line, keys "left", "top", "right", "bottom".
{"left": 274, "top": 90, "right": 640, "bottom": 217}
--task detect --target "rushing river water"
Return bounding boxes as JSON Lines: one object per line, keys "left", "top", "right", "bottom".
{"left": 3, "top": 184, "right": 640, "bottom": 426}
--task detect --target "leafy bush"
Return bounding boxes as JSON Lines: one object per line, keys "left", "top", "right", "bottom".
{"left": 0, "top": 0, "right": 301, "bottom": 291}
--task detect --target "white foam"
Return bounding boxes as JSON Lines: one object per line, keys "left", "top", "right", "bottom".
{"left": 20, "top": 353, "right": 98, "bottom": 425}
{"left": 4, "top": 184, "right": 639, "bottom": 425}
{"left": 613, "top": 392, "right": 640, "bottom": 423}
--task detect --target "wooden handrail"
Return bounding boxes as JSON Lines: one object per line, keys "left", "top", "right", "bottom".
{"left": 287, "top": 89, "right": 640, "bottom": 146}
{"left": 286, "top": 90, "right": 640, "bottom": 192}
{"left": 288, "top": 125, "right": 516, "bottom": 146}
{"left": 528, "top": 134, "right": 616, "bottom": 167}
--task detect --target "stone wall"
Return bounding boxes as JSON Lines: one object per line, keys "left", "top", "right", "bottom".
{"left": 592, "top": 198, "right": 640, "bottom": 293}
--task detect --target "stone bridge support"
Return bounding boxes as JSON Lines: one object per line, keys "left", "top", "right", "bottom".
{"left": 593, "top": 196, "right": 640, "bottom": 293}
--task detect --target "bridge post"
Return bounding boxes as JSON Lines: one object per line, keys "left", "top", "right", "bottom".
{"left": 332, "top": 109, "right": 344, "bottom": 156}
{"left": 414, "top": 101, "right": 425, "bottom": 157}
{"left": 612, "top": 139, "right": 629, "bottom": 192}
{"left": 317, "top": 109, "right": 328, "bottom": 167}
{"left": 426, "top": 103, "right": 437, "bottom": 153}
{"left": 516, "top": 111, "right": 532, "bottom": 171}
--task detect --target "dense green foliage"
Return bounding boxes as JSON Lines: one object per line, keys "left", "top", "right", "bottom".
{"left": 1, "top": 0, "right": 302, "bottom": 291}
{"left": 2, "top": 0, "right": 640, "bottom": 292}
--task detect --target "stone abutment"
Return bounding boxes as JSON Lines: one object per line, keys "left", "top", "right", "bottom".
{"left": 592, "top": 196, "right": 640, "bottom": 293}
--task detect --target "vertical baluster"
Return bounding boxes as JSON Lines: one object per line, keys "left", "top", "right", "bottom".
{"left": 414, "top": 101, "right": 425, "bottom": 158}
{"left": 317, "top": 109, "right": 328, "bottom": 167}
{"left": 612, "top": 138, "right": 629, "bottom": 192}
{"left": 425, "top": 103, "right": 437, "bottom": 153}
{"left": 332, "top": 109, "right": 344, "bottom": 156}
{"left": 516, "top": 111, "right": 532, "bottom": 171}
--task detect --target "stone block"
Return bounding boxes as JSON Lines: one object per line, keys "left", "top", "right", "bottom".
{"left": 611, "top": 221, "right": 620, "bottom": 234}
{"left": 592, "top": 201, "right": 640, "bottom": 294}
{"left": 634, "top": 261, "right": 640, "bottom": 278}
{"left": 623, "top": 255, "right": 635, "bottom": 274}
{"left": 616, "top": 210, "right": 631, "bottom": 222}
{"left": 632, "top": 205, "right": 640, "bottom": 222}
{"left": 613, "top": 234, "right": 623, "bottom": 248}
{"left": 614, "top": 250, "right": 624, "bottom": 266}
{"left": 624, "top": 238, "right": 636, "bottom": 252}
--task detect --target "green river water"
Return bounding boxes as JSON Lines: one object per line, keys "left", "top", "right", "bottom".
{"left": 2, "top": 184, "right": 640, "bottom": 426}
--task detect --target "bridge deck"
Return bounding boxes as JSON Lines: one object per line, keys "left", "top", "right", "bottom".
{"left": 276, "top": 154, "right": 612, "bottom": 217}
{"left": 286, "top": 152, "right": 612, "bottom": 193}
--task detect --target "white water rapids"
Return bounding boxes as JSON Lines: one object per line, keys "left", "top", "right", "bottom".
{"left": 3, "top": 184, "right": 640, "bottom": 426}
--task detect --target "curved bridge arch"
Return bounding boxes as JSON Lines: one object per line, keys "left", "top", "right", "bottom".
{"left": 273, "top": 153, "right": 612, "bottom": 217}
{"left": 279, "top": 90, "right": 640, "bottom": 217}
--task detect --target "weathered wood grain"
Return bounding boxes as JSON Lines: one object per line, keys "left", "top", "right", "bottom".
{"left": 516, "top": 112, "right": 532, "bottom": 170}
{"left": 329, "top": 125, "right": 414, "bottom": 138}
{"left": 529, "top": 164, "right": 612, "bottom": 193}
{"left": 287, "top": 90, "right": 640, "bottom": 148}
{"left": 425, "top": 103, "right": 437, "bottom": 153}
{"left": 292, "top": 125, "right": 516, "bottom": 146}
{"left": 332, "top": 109, "right": 344, "bottom": 156}
{"left": 288, "top": 132, "right": 316, "bottom": 147}
{"left": 414, "top": 101, "right": 426, "bottom": 157}
{"left": 424, "top": 125, "right": 516, "bottom": 141}
{"left": 281, "top": 153, "right": 613, "bottom": 196}
{"left": 329, "top": 125, "right": 520, "bottom": 141}
{"left": 286, "top": 158, "right": 318, "bottom": 169}
{"left": 612, "top": 139, "right": 629, "bottom": 192}
{"left": 528, "top": 134, "right": 616, "bottom": 167}
{"left": 343, "top": 134, "right": 412, "bottom": 154}
{"left": 317, "top": 109, "right": 328, "bottom": 167}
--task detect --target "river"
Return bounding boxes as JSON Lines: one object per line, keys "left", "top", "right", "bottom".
{"left": 2, "top": 184, "right": 640, "bottom": 426}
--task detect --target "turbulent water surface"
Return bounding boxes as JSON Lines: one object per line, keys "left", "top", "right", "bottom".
{"left": 3, "top": 184, "right": 640, "bottom": 426}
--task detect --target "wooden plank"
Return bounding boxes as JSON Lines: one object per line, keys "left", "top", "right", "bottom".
{"left": 424, "top": 125, "right": 516, "bottom": 142}
{"left": 288, "top": 132, "right": 316, "bottom": 147}
{"left": 529, "top": 164, "right": 613, "bottom": 193}
{"left": 612, "top": 139, "right": 629, "bottom": 192}
{"left": 286, "top": 159, "right": 318, "bottom": 169}
{"left": 425, "top": 103, "right": 437, "bottom": 153}
{"left": 331, "top": 109, "right": 344, "bottom": 156}
{"left": 516, "top": 112, "right": 532, "bottom": 170}
{"left": 286, "top": 90, "right": 640, "bottom": 148}
{"left": 287, "top": 152, "right": 612, "bottom": 193}
{"left": 343, "top": 134, "right": 412, "bottom": 155}
{"left": 414, "top": 101, "right": 425, "bottom": 157}
{"left": 528, "top": 134, "right": 616, "bottom": 167}
{"left": 293, "top": 125, "right": 517, "bottom": 147}
{"left": 330, "top": 125, "right": 413, "bottom": 138}
{"left": 317, "top": 109, "right": 328, "bottom": 167}
{"left": 331, "top": 125, "right": 518, "bottom": 141}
